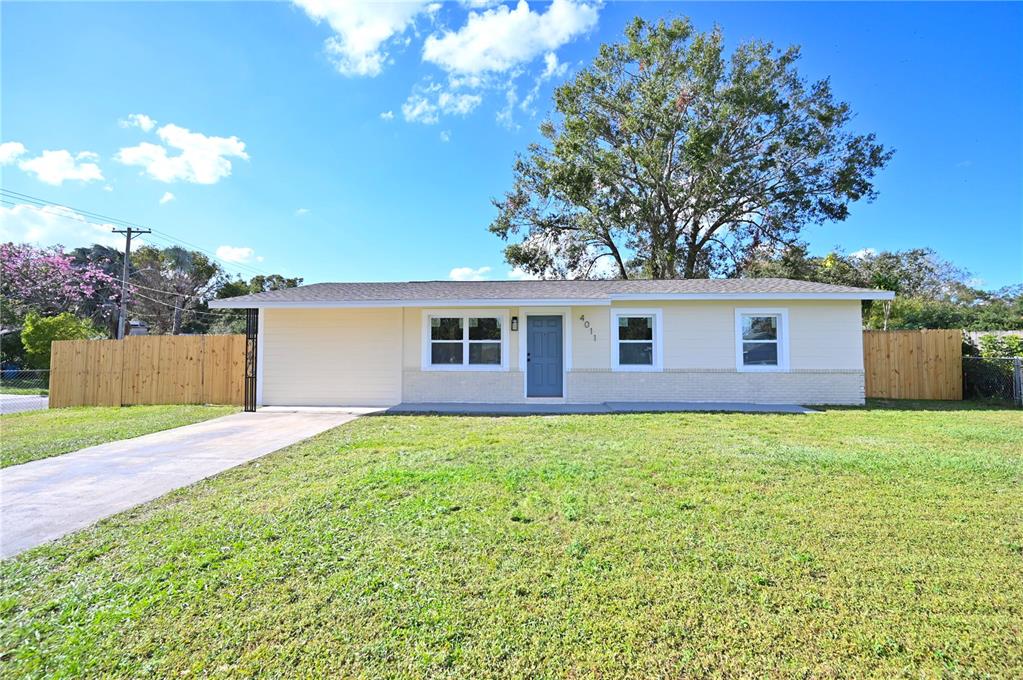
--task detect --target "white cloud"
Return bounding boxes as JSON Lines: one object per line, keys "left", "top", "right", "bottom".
{"left": 496, "top": 85, "right": 520, "bottom": 130}
{"left": 439, "top": 90, "right": 482, "bottom": 115}
{"left": 850, "top": 248, "right": 877, "bottom": 260}
{"left": 380, "top": 110, "right": 395, "bottom": 121}
{"left": 402, "top": 94, "right": 439, "bottom": 124}
{"left": 292, "top": 0, "right": 431, "bottom": 77}
{"left": 159, "top": 191, "right": 175, "bottom": 205}
{"left": 449, "top": 265, "right": 491, "bottom": 281}
{"left": 295, "top": 207, "right": 310, "bottom": 216}
{"left": 520, "top": 52, "right": 568, "bottom": 114}
{"left": 439, "top": 130, "right": 451, "bottom": 142}
{"left": 119, "top": 113, "right": 157, "bottom": 132}
{"left": 18, "top": 149, "right": 104, "bottom": 186}
{"left": 0, "top": 203, "right": 121, "bottom": 249}
{"left": 423, "top": 0, "right": 598, "bottom": 75}
{"left": 215, "top": 245, "right": 259, "bottom": 263}
{"left": 0, "top": 141, "right": 27, "bottom": 165}
{"left": 402, "top": 83, "right": 483, "bottom": 124}
{"left": 507, "top": 266, "right": 539, "bottom": 280}
{"left": 116, "top": 122, "right": 249, "bottom": 184}
{"left": 540, "top": 51, "right": 568, "bottom": 80}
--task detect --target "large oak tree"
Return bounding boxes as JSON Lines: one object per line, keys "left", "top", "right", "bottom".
{"left": 490, "top": 18, "right": 893, "bottom": 279}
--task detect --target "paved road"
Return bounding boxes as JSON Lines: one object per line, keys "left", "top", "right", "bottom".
{"left": 0, "top": 410, "right": 358, "bottom": 558}
{"left": 0, "top": 394, "right": 48, "bottom": 414}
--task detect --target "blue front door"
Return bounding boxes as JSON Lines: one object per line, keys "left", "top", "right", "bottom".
{"left": 526, "top": 315, "right": 563, "bottom": 397}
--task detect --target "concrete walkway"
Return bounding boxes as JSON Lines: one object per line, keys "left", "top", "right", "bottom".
{"left": 0, "top": 394, "right": 48, "bottom": 414}
{"left": 0, "top": 411, "right": 357, "bottom": 558}
{"left": 384, "top": 402, "right": 815, "bottom": 416}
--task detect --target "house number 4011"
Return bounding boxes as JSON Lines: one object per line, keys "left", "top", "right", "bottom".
{"left": 578, "top": 314, "right": 598, "bottom": 341}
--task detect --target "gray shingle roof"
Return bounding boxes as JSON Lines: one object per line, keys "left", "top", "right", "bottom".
{"left": 210, "top": 278, "right": 893, "bottom": 308}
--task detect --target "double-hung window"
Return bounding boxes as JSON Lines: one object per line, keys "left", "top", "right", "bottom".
{"left": 425, "top": 312, "right": 506, "bottom": 370}
{"left": 612, "top": 309, "right": 662, "bottom": 371}
{"left": 735, "top": 308, "right": 789, "bottom": 371}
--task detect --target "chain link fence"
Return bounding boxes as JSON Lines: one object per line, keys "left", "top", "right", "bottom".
{"left": 962, "top": 357, "right": 1022, "bottom": 406}
{"left": 0, "top": 368, "right": 50, "bottom": 396}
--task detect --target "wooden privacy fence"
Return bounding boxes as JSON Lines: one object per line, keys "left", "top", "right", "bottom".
{"left": 49, "top": 330, "right": 963, "bottom": 407}
{"left": 863, "top": 329, "right": 962, "bottom": 400}
{"left": 49, "top": 335, "right": 245, "bottom": 408}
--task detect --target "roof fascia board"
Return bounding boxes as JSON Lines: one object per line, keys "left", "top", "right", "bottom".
{"left": 610, "top": 291, "right": 895, "bottom": 301}
{"left": 211, "top": 290, "right": 893, "bottom": 309}
{"left": 209, "top": 298, "right": 612, "bottom": 309}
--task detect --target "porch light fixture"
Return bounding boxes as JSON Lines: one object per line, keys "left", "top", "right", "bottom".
{"left": 511, "top": 316, "right": 519, "bottom": 331}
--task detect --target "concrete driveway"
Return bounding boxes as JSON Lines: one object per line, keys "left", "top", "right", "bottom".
{"left": 0, "top": 410, "right": 358, "bottom": 558}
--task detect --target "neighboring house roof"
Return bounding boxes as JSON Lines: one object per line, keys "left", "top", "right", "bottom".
{"left": 211, "top": 278, "right": 894, "bottom": 309}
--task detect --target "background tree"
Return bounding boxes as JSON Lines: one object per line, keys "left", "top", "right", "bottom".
{"left": 0, "top": 242, "right": 117, "bottom": 320}
{"left": 745, "top": 245, "right": 1022, "bottom": 330}
{"left": 20, "top": 312, "right": 103, "bottom": 369}
{"left": 129, "top": 245, "right": 224, "bottom": 335}
{"left": 491, "top": 17, "right": 892, "bottom": 279}
{"left": 200, "top": 273, "right": 303, "bottom": 334}
{"left": 70, "top": 244, "right": 124, "bottom": 338}
{"left": 0, "top": 242, "right": 116, "bottom": 365}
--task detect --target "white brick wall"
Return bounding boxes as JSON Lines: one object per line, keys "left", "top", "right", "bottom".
{"left": 402, "top": 369, "right": 864, "bottom": 405}
{"left": 403, "top": 370, "right": 526, "bottom": 403}
{"left": 566, "top": 369, "right": 864, "bottom": 405}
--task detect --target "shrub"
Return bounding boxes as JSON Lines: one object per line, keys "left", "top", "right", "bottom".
{"left": 978, "top": 334, "right": 1023, "bottom": 358}
{"left": 20, "top": 312, "right": 103, "bottom": 369}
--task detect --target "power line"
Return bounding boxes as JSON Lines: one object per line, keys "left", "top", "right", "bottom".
{"left": 0, "top": 189, "right": 143, "bottom": 230}
{"left": 0, "top": 189, "right": 275, "bottom": 278}
{"left": 123, "top": 287, "right": 228, "bottom": 319}
{"left": 113, "top": 226, "right": 151, "bottom": 339}
{"left": 1, "top": 189, "right": 274, "bottom": 278}
{"left": 136, "top": 231, "right": 271, "bottom": 278}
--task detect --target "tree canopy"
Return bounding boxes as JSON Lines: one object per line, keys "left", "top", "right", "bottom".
{"left": 0, "top": 239, "right": 305, "bottom": 367}
{"left": 129, "top": 245, "right": 224, "bottom": 335}
{"left": 490, "top": 17, "right": 892, "bottom": 279}
{"left": 745, "top": 245, "right": 1023, "bottom": 330}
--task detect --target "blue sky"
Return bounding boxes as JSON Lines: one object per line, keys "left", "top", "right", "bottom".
{"left": 2, "top": 1, "right": 1021, "bottom": 289}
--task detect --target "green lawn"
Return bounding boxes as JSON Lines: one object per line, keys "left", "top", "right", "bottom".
{"left": 0, "top": 386, "right": 48, "bottom": 395}
{"left": 0, "top": 405, "right": 239, "bottom": 468}
{"left": 1, "top": 403, "right": 1020, "bottom": 677}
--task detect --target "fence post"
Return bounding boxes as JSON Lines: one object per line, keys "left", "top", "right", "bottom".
{"left": 1010, "top": 357, "right": 1018, "bottom": 404}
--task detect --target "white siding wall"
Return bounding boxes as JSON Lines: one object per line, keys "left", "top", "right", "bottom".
{"left": 401, "top": 300, "right": 864, "bottom": 404}
{"left": 260, "top": 300, "right": 865, "bottom": 406}
{"left": 262, "top": 308, "right": 402, "bottom": 406}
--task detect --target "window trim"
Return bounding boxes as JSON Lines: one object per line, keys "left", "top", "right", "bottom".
{"left": 734, "top": 307, "right": 790, "bottom": 372}
{"left": 421, "top": 309, "right": 510, "bottom": 372}
{"left": 611, "top": 308, "right": 663, "bottom": 372}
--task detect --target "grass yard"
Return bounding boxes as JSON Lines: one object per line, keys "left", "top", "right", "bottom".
{"left": 0, "top": 405, "right": 239, "bottom": 468}
{"left": 0, "top": 386, "right": 48, "bottom": 396}
{"left": 1, "top": 403, "right": 1020, "bottom": 677}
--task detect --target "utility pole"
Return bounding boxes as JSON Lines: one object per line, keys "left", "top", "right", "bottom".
{"left": 112, "top": 226, "right": 151, "bottom": 339}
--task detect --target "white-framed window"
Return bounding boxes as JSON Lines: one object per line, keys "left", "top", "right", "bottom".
{"left": 422, "top": 310, "right": 508, "bottom": 371}
{"left": 611, "top": 308, "right": 663, "bottom": 371}
{"left": 735, "top": 308, "right": 789, "bottom": 372}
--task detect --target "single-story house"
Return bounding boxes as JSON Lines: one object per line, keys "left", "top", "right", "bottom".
{"left": 210, "top": 278, "right": 893, "bottom": 407}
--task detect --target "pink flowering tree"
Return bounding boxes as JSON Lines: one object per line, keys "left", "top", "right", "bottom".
{"left": 0, "top": 242, "right": 119, "bottom": 329}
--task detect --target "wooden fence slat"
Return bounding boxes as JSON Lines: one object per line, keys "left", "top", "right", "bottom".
{"left": 49, "top": 334, "right": 245, "bottom": 408}
{"left": 50, "top": 329, "right": 963, "bottom": 408}
{"left": 862, "top": 329, "right": 962, "bottom": 400}
{"left": 202, "top": 335, "right": 245, "bottom": 405}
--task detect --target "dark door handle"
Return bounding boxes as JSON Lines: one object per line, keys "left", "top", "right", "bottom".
{"left": 527, "top": 353, "right": 531, "bottom": 362}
